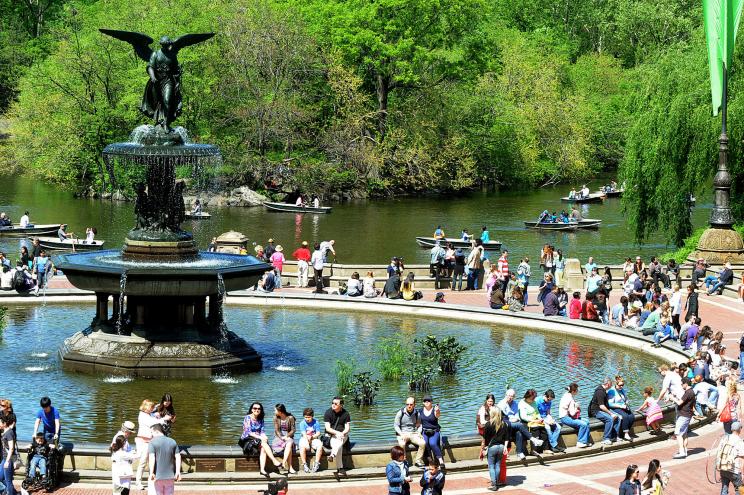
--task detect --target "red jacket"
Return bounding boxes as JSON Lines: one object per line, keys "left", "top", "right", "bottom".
{"left": 569, "top": 299, "right": 582, "bottom": 319}
{"left": 293, "top": 247, "right": 311, "bottom": 262}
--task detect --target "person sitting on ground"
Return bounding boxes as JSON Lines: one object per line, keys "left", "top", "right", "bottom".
{"left": 705, "top": 262, "right": 735, "bottom": 295}
{"left": 362, "top": 271, "right": 379, "bottom": 298}
{"left": 489, "top": 285, "right": 506, "bottom": 310}
{"left": 345, "top": 272, "right": 363, "bottom": 297}
{"left": 402, "top": 272, "right": 422, "bottom": 301}
{"left": 507, "top": 286, "right": 524, "bottom": 312}
{"left": 607, "top": 376, "right": 634, "bottom": 442}
{"left": 298, "top": 408, "right": 323, "bottom": 473}
{"left": 383, "top": 271, "right": 402, "bottom": 299}
{"left": 394, "top": 397, "right": 425, "bottom": 468}
{"left": 535, "top": 389, "right": 564, "bottom": 452}
{"left": 588, "top": 378, "right": 620, "bottom": 445}
{"left": 497, "top": 389, "right": 543, "bottom": 461}
{"left": 635, "top": 386, "right": 663, "bottom": 434}
{"left": 434, "top": 292, "right": 446, "bottom": 303}
{"left": 27, "top": 432, "right": 50, "bottom": 481}
{"left": 568, "top": 291, "right": 582, "bottom": 319}
{"left": 256, "top": 269, "right": 277, "bottom": 293}
{"left": 559, "top": 383, "right": 590, "bottom": 448}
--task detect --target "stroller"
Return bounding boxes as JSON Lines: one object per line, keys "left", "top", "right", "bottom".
{"left": 21, "top": 436, "right": 63, "bottom": 492}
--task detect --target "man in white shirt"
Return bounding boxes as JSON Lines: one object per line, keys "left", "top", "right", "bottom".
{"left": 657, "top": 364, "right": 683, "bottom": 403}
{"left": 20, "top": 211, "right": 31, "bottom": 228}
{"left": 717, "top": 421, "right": 744, "bottom": 493}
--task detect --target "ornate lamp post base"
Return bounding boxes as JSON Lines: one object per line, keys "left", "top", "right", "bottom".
{"left": 691, "top": 227, "right": 744, "bottom": 264}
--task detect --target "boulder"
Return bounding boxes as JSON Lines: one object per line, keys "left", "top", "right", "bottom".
{"left": 229, "top": 186, "right": 268, "bottom": 207}
{"left": 111, "top": 190, "right": 128, "bottom": 202}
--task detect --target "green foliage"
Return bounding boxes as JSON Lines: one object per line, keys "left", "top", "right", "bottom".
{"left": 406, "top": 360, "right": 436, "bottom": 392}
{"left": 0, "top": 306, "right": 6, "bottom": 332}
{"left": 415, "top": 335, "right": 468, "bottom": 374}
{"left": 349, "top": 371, "right": 380, "bottom": 406}
{"left": 334, "top": 359, "right": 355, "bottom": 396}
{"left": 660, "top": 227, "right": 707, "bottom": 263}
{"left": 375, "top": 337, "right": 412, "bottom": 380}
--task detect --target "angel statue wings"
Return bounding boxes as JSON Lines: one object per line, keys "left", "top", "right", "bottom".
{"left": 100, "top": 29, "right": 215, "bottom": 131}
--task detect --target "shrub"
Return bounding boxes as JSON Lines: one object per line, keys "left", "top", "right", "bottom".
{"left": 416, "top": 335, "right": 468, "bottom": 374}
{"left": 375, "top": 337, "right": 412, "bottom": 380}
{"left": 334, "top": 359, "right": 355, "bottom": 396}
{"left": 350, "top": 371, "right": 380, "bottom": 406}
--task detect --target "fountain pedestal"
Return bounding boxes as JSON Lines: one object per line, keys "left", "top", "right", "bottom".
{"left": 54, "top": 124, "right": 270, "bottom": 378}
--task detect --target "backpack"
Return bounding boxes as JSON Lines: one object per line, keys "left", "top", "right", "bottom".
{"left": 12, "top": 270, "right": 26, "bottom": 291}
{"left": 717, "top": 436, "right": 739, "bottom": 473}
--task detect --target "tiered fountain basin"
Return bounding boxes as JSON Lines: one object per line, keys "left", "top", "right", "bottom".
{"left": 53, "top": 250, "right": 270, "bottom": 378}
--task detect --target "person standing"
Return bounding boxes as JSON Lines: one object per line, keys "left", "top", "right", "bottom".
{"left": 517, "top": 258, "right": 531, "bottom": 306}
{"left": 429, "top": 242, "right": 445, "bottom": 289}
{"left": 311, "top": 243, "right": 325, "bottom": 293}
{"left": 33, "top": 396, "right": 61, "bottom": 443}
{"left": 497, "top": 250, "right": 509, "bottom": 293}
{"left": 482, "top": 407, "right": 510, "bottom": 491}
{"left": 324, "top": 397, "right": 350, "bottom": 475}
{"left": 269, "top": 245, "right": 285, "bottom": 288}
{"left": 293, "top": 241, "right": 311, "bottom": 288}
{"left": 684, "top": 285, "right": 699, "bottom": 322}
{"left": 618, "top": 464, "right": 642, "bottom": 495}
{"left": 111, "top": 435, "right": 139, "bottom": 495}
{"left": 0, "top": 415, "right": 17, "bottom": 495}
{"left": 319, "top": 240, "right": 336, "bottom": 263}
{"left": 148, "top": 424, "right": 181, "bottom": 495}
{"left": 670, "top": 378, "right": 696, "bottom": 459}
{"left": 264, "top": 239, "right": 276, "bottom": 259}
{"left": 135, "top": 400, "right": 160, "bottom": 490}
{"left": 385, "top": 446, "right": 411, "bottom": 495}
{"left": 419, "top": 460, "right": 445, "bottom": 495}
{"left": 465, "top": 240, "right": 484, "bottom": 291}
{"left": 717, "top": 421, "right": 744, "bottom": 495}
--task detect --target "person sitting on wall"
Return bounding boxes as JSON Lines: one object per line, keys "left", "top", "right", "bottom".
{"left": 256, "top": 269, "right": 277, "bottom": 293}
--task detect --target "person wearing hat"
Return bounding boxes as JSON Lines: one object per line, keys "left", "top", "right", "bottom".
{"left": 111, "top": 421, "right": 137, "bottom": 452}
{"left": 718, "top": 420, "right": 744, "bottom": 493}
{"left": 705, "top": 262, "right": 735, "bottom": 296}
{"left": 292, "top": 242, "right": 312, "bottom": 288}
{"left": 270, "top": 245, "right": 285, "bottom": 289}
{"left": 264, "top": 239, "right": 276, "bottom": 259}
{"left": 419, "top": 396, "right": 445, "bottom": 468}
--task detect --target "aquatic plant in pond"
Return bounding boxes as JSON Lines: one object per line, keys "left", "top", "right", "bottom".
{"left": 375, "top": 337, "right": 412, "bottom": 380}
{"left": 350, "top": 371, "right": 380, "bottom": 406}
{"left": 0, "top": 307, "right": 6, "bottom": 332}
{"left": 407, "top": 360, "right": 436, "bottom": 392}
{"left": 416, "top": 335, "right": 468, "bottom": 374}
{"left": 335, "top": 359, "right": 355, "bottom": 395}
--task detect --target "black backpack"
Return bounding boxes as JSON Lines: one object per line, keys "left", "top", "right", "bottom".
{"left": 12, "top": 270, "right": 26, "bottom": 291}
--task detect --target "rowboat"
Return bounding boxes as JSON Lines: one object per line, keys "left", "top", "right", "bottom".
{"left": 523, "top": 222, "right": 579, "bottom": 231}
{"left": 415, "top": 237, "right": 502, "bottom": 251}
{"left": 577, "top": 218, "right": 602, "bottom": 229}
{"left": 35, "top": 236, "right": 105, "bottom": 251}
{"left": 185, "top": 211, "right": 211, "bottom": 220}
{"left": 0, "top": 224, "right": 63, "bottom": 237}
{"left": 597, "top": 189, "right": 624, "bottom": 198}
{"left": 560, "top": 194, "right": 604, "bottom": 204}
{"left": 264, "top": 202, "right": 332, "bottom": 214}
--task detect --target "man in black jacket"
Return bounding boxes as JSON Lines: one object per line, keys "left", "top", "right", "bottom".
{"left": 705, "top": 262, "right": 734, "bottom": 295}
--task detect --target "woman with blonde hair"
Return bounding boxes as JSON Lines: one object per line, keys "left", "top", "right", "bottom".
{"left": 718, "top": 378, "right": 744, "bottom": 434}
{"left": 482, "top": 406, "right": 510, "bottom": 491}
{"left": 134, "top": 399, "right": 161, "bottom": 489}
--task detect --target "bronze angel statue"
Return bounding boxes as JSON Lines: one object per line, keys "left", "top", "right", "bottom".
{"left": 100, "top": 29, "right": 215, "bottom": 131}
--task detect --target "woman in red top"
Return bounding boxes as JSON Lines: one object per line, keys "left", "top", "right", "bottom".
{"left": 581, "top": 293, "right": 600, "bottom": 321}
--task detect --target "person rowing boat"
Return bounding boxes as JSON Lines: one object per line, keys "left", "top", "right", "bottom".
{"left": 433, "top": 225, "right": 446, "bottom": 240}
{"left": 191, "top": 198, "right": 202, "bottom": 214}
{"left": 57, "top": 224, "right": 74, "bottom": 242}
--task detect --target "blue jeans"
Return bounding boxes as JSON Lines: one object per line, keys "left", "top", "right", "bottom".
{"left": 507, "top": 421, "right": 532, "bottom": 455}
{"left": 545, "top": 422, "right": 561, "bottom": 448}
{"left": 611, "top": 408, "right": 634, "bottom": 436}
{"left": 695, "top": 388, "right": 719, "bottom": 416}
{"left": 466, "top": 268, "right": 482, "bottom": 290}
{"left": 593, "top": 411, "right": 620, "bottom": 440}
{"left": 721, "top": 470, "right": 742, "bottom": 495}
{"left": 523, "top": 281, "right": 529, "bottom": 305}
{"left": 560, "top": 416, "right": 590, "bottom": 445}
{"left": 30, "top": 455, "right": 47, "bottom": 476}
{"left": 740, "top": 351, "right": 744, "bottom": 381}
{"left": 452, "top": 271, "right": 464, "bottom": 290}
{"left": 0, "top": 455, "right": 15, "bottom": 495}
{"left": 704, "top": 275, "right": 717, "bottom": 288}
{"left": 653, "top": 331, "right": 669, "bottom": 345}
{"left": 486, "top": 444, "right": 504, "bottom": 484}
{"left": 423, "top": 431, "right": 442, "bottom": 460}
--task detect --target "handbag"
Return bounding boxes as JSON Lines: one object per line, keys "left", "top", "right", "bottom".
{"left": 720, "top": 400, "right": 733, "bottom": 423}
{"left": 237, "top": 436, "right": 261, "bottom": 456}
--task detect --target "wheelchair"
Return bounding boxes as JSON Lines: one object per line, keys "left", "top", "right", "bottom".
{"left": 21, "top": 440, "right": 63, "bottom": 492}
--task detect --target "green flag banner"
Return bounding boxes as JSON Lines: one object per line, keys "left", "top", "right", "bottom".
{"left": 703, "top": 0, "right": 744, "bottom": 115}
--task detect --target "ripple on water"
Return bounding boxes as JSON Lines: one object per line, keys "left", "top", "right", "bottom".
{"left": 102, "top": 376, "right": 133, "bottom": 384}
{"left": 31, "top": 353, "right": 49, "bottom": 358}
{"left": 274, "top": 365, "right": 295, "bottom": 372}
{"left": 212, "top": 375, "right": 239, "bottom": 384}
{"left": 24, "top": 366, "right": 49, "bottom": 372}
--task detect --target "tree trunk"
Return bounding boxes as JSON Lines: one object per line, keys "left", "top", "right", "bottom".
{"left": 376, "top": 74, "right": 389, "bottom": 141}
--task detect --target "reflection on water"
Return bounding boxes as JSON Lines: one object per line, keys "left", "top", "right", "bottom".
{"left": 0, "top": 303, "right": 661, "bottom": 444}
{"left": 0, "top": 175, "right": 711, "bottom": 265}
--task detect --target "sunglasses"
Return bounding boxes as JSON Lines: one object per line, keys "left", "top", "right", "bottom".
{"left": 252, "top": 407, "right": 262, "bottom": 411}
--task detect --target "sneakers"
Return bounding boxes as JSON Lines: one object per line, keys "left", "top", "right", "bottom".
{"left": 601, "top": 439, "right": 612, "bottom": 446}
{"left": 414, "top": 461, "right": 426, "bottom": 468}
{"left": 576, "top": 442, "right": 588, "bottom": 448}
{"left": 672, "top": 451, "right": 687, "bottom": 459}
{"left": 622, "top": 433, "right": 633, "bottom": 442}
{"left": 312, "top": 462, "right": 320, "bottom": 473}
{"left": 303, "top": 463, "right": 310, "bottom": 473}
{"left": 517, "top": 453, "right": 526, "bottom": 461}
{"left": 530, "top": 437, "right": 544, "bottom": 447}
{"left": 551, "top": 446, "right": 566, "bottom": 453}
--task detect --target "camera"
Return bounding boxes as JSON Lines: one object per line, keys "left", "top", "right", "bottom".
{"left": 257, "top": 478, "right": 288, "bottom": 495}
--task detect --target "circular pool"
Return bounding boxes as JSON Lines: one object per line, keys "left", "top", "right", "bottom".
{"left": 2, "top": 303, "right": 660, "bottom": 444}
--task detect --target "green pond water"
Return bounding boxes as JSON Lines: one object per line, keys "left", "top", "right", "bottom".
{"left": 2, "top": 303, "right": 661, "bottom": 444}
{"left": 0, "top": 175, "right": 710, "bottom": 266}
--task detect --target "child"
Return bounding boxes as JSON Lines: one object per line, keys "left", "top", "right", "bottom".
{"left": 29, "top": 432, "right": 50, "bottom": 480}
{"left": 636, "top": 386, "right": 663, "bottom": 434}
{"left": 569, "top": 291, "right": 582, "bottom": 319}
{"left": 419, "top": 459, "right": 445, "bottom": 495}
{"left": 111, "top": 435, "right": 138, "bottom": 495}
{"left": 434, "top": 292, "right": 446, "bottom": 303}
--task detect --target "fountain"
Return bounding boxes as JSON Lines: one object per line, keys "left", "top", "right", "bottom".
{"left": 54, "top": 29, "right": 270, "bottom": 377}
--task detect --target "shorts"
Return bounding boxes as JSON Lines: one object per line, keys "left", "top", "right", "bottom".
{"left": 298, "top": 437, "right": 322, "bottom": 452}
{"left": 675, "top": 415, "right": 691, "bottom": 436}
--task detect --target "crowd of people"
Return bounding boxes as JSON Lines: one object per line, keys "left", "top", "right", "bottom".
{"left": 0, "top": 239, "right": 54, "bottom": 295}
